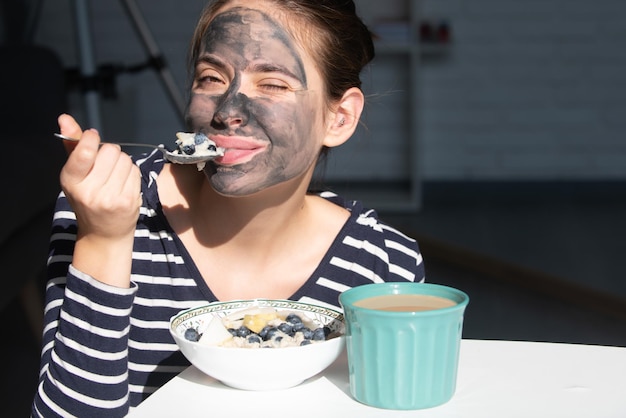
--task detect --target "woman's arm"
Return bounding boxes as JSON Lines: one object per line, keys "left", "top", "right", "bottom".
{"left": 57, "top": 114, "right": 141, "bottom": 288}
{"left": 32, "top": 194, "right": 138, "bottom": 418}
{"left": 32, "top": 114, "right": 143, "bottom": 417}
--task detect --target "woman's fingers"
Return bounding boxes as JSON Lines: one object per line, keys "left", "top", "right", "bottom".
{"left": 61, "top": 139, "right": 141, "bottom": 240}
{"left": 57, "top": 113, "right": 142, "bottom": 240}
{"left": 58, "top": 113, "right": 84, "bottom": 154}
{"left": 60, "top": 129, "right": 103, "bottom": 187}
{"left": 79, "top": 150, "right": 141, "bottom": 239}
{"left": 93, "top": 144, "right": 141, "bottom": 209}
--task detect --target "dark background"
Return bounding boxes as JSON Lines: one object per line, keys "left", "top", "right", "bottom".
{"left": 2, "top": 0, "right": 626, "bottom": 416}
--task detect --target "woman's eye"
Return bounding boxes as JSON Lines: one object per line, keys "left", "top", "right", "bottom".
{"left": 198, "top": 75, "right": 224, "bottom": 85}
{"left": 261, "top": 84, "right": 288, "bottom": 91}
{"left": 195, "top": 70, "right": 227, "bottom": 91}
{"left": 259, "top": 79, "right": 290, "bottom": 92}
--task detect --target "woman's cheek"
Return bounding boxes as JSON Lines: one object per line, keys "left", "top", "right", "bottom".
{"left": 186, "top": 94, "right": 217, "bottom": 128}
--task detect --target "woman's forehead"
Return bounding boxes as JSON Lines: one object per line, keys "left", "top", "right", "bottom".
{"left": 202, "top": 7, "right": 309, "bottom": 83}
{"left": 208, "top": 2, "right": 311, "bottom": 53}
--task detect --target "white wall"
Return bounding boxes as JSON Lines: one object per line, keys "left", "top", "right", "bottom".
{"left": 31, "top": 0, "right": 626, "bottom": 181}
{"left": 417, "top": 0, "right": 626, "bottom": 180}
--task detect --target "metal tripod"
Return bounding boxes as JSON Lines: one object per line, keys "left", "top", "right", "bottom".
{"left": 71, "top": 0, "right": 186, "bottom": 132}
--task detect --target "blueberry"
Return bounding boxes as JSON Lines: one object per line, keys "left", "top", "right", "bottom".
{"left": 258, "top": 325, "right": 271, "bottom": 339}
{"left": 184, "top": 327, "right": 201, "bottom": 342}
{"left": 247, "top": 334, "right": 261, "bottom": 344}
{"left": 299, "top": 327, "right": 314, "bottom": 340}
{"left": 277, "top": 322, "right": 294, "bottom": 336}
{"left": 194, "top": 133, "right": 208, "bottom": 145}
{"left": 286, "top": 314, "right": 306, "bottom": 332}
{"left": 208, "top": 144, "right": 217, "bottom": 152}
{"left": 227, "top": 328, "right": 238, "bottom": 337}
{"left": 286, "top": 313, "right": 303, "bottom": 325}
{"left": 300, "top": 340, "right": 312, "bottom": 346}
{"left": 181, "top": 144, "right": 196, "bottom": 155}
{"left": 323, "top": 326, "right": 331, "bottom": 337}
{"left": 235, "top": 326, "right": 251, "bottom": 338}
{"left": 260, "top": 326, "right": 278, "bottom": 340}
{"left": 312, "top": 327, "right": 326, "bottom": 341}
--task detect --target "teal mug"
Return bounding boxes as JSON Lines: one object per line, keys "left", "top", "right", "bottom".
{"left": 339, "top": 282, "right": 469, "bottom": 410}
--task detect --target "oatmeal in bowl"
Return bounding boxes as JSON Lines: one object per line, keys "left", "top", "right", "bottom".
{"left": 169, "top": 299, "right": 345, "bottom": 390}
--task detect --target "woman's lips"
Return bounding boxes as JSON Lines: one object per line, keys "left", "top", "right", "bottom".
{"left": 209, "top": 135, "right": 267, "bottom": 165}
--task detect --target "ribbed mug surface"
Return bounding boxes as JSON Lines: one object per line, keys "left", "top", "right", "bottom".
{"left": 340, "top": 282, "right": 469, "bottom": 410}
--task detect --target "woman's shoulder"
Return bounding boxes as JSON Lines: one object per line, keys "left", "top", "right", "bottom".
{"left": 315, "top": 191, "right": 424, "bottom": 283}
{"left": 317, "top": 191, "right": 418, "bottom": 245}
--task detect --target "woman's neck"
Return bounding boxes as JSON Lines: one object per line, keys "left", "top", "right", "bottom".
{"left": 157, "top": 163, "right": 349, "bottom": 301}
{"left": 159, "top": 163, "right": 314, "bottom": 249}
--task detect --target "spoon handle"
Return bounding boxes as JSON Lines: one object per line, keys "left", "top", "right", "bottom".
{"left": 54, "top": 133, "right": 221, "bottom": 166}
{"left": 54, "top": 133, "right": 161, "bottom": 150}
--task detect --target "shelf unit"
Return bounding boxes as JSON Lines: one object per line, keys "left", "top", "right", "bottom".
{"left": 325, "top": 1, "right": 423, "bottom": 212}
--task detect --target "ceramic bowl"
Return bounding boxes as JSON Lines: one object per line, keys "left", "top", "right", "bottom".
{"left": 170, "top": 299, "right": 345, "bottom": 390}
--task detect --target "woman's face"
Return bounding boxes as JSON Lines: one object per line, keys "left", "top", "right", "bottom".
{"left": 186, "top": 5, "right": 328, "bottom": 196}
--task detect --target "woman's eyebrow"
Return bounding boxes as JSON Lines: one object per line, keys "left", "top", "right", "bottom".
{"left": 248, "top": 62, "right": 307, "bottom": 87}
{"left": 196, "top": 54, "right": 229, "bottom": 71}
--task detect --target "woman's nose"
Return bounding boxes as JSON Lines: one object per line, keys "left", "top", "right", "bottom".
{"left": 211, "top": 91, "right": 250, "bottom": 130}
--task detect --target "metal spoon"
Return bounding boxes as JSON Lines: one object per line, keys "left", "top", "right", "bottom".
{"left": 54, "top": 133, "right": 224, "bottom": 165}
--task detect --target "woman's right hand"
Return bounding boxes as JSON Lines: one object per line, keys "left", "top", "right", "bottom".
{"left": 58, "top": 114, "right": 141, "bottom": 288}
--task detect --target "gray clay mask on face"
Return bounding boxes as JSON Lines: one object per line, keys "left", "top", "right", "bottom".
{"left": 187, "top": 7, "right": 324, "bottom": 197}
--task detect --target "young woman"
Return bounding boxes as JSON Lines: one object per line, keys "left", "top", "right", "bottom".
{"left": 33, "top": 0, "right": 424, "bottom": 416}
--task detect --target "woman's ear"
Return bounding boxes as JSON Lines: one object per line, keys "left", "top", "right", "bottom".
{"left": 323, "top": 87, "right": 365, "bottom": 148}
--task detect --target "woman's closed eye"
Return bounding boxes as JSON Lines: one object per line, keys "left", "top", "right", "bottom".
{"left": 258, "top": 78, "right": 295, "bottom": 93}
{"left": 260, "top": 84, "right": 288, "bottom": 92}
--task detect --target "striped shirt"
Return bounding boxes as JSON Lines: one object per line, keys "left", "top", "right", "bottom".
{"left": 32, "top": 150, "right": 425, "bottom": 417}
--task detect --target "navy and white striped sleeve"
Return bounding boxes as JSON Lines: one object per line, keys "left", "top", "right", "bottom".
{"left": 33, "top": 193, "right": 138, "bottom": 418}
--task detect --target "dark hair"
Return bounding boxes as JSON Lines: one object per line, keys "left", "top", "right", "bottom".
{"left": 188, "top": 0, "right": 375, "bottom": 107}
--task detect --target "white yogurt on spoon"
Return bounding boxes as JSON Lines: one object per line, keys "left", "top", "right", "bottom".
{"left": 168, "top": 132, "right": 225, "bottom": 170}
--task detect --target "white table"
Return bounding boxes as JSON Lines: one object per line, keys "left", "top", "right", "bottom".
{"left": 128, "top": 340, "right": 626, "bottom": 417}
